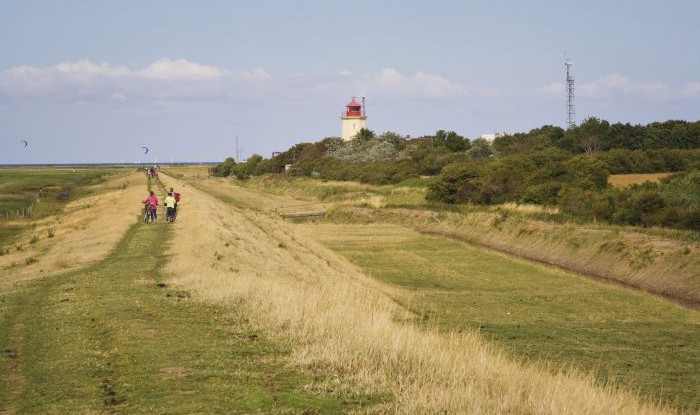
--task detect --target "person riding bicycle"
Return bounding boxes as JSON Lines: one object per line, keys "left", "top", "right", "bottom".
{"left": 142, "top": 191, "right": 159, "bottom": 222}
{"left": 164, "top": 191, "right": 176, "bottom": 222}
{"left": 169, "top": 187, "right": 181, "bottom": 219}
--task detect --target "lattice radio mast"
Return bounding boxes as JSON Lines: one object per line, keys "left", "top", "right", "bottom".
{"left": 565, "top": 57, "right": 576, "bottom": 128}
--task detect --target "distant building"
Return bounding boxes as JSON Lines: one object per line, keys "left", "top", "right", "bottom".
{"left": 479, "top": 133, "right": 506, "bottom": 142}
{"left": 340, "top": 96, "right": 367, "bottom": 141}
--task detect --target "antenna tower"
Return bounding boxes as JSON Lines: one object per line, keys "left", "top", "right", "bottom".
{"left": 565, "top": 58, "right": 576, "bottom": 128}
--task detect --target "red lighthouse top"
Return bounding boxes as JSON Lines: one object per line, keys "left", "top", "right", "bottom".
{"left": 343, "top": 96, "right": 365, "bottom": 117}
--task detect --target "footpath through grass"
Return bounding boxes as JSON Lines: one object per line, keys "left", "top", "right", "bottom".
{"left": 308, "top": 224, "right": 700, "bottom": 413}
{"left": 0, "top": 215, "right": 365, "bottom": 413}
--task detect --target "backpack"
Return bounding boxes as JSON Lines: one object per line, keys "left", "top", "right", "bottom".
{"left": 174, "top": 192, "right": 181, "bottom": 202}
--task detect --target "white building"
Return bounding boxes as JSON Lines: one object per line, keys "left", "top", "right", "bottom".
{"left": 340, "top": 96, "right": 367, "bottom": 141}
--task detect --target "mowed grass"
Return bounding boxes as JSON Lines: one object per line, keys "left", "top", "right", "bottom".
{"left": 306, "top": 224, "right": 700, "bottom": 412}
{"left": 0, "top": 217, "right": 371, "bottom": 413}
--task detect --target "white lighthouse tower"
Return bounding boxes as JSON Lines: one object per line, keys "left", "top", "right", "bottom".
{"left": 340, "top": 96, "right": 367, "bottom": 141}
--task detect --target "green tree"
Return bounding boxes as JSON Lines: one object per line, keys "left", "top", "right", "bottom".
{"left": 433, "top": 130, "right": 470, "bottom": 152}
{"left": 378, "top": 131, "right": 405, "bottom": 148}
{"left": 353, "top": 128, "right": 375, "bottom": 141}
{"left": 483, "top": 156, "right": 536, "bottom": 202}
{"left": 215, "top": 157, "right": 236, "bottom": 176}
{"left": 426, "top": 163, "right": 483, "bottom": 204}
{"left": 466, "top": 138, "right": 493, "bottom": 159}
{"left": 563, "top": 155, "right": 609, "bottom": 190}
{"left": 570, "top": 117, "right": 609, "bottom": 153}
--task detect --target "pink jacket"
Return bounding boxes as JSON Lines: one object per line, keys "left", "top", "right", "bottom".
{"left": 143, "top": 195, "right": 158, "bottom": 208}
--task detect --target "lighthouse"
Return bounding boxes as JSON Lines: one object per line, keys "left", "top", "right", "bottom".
{"left": 340, "top": 96, "right": 367, "bottom": 141}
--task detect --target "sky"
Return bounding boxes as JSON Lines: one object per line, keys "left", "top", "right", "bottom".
{"left": 1, "top": 0, "right": 699, "bottom": 164}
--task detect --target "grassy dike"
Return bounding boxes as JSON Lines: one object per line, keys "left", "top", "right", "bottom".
{"left": 307, "top": 224, "right": 699, "bottom": 412}
{"left": 0, "top": 209, "right": 366, "bottom": 413}
{"left": 174, "top": 175, "right": 695, "bottom": 413}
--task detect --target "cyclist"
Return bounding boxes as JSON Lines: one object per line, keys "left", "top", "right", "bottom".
{"left": 142, "top": 191, "right": 159, "bottom": 223}
{"left": 169, "top": 187, "right": 181, "bottom": 220}
{"left": 164, "top": 191, "right": 176, "bottom": 222}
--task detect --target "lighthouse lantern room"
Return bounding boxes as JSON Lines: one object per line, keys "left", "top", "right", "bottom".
{"left": 340, "top": 96, "right": 367, "bottom": 141}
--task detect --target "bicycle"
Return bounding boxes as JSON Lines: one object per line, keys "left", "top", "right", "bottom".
{"left": 143, "top": 203, "right": 157, "bottom": 223}
{"left": 166, "top": 206, "right": 175, "bottom": 222}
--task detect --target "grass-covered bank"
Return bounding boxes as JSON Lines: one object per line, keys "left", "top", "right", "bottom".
{"left": 0, "top": 215, "right": 364, "bottom": 413}
{"left": 190, "top": 173, "right": 698, "bottom": 307}
{"left": 324, "top": 205, "right": 700, "bottom": 307}
{"left": 0, "top": 167, "right": 125, "bottom": 247}
{"left": 305, "top": 223, "right": 700, "bottom": 412}
{"left": 0, "top": 171, "right": 145, "bottom": 288}
{"left": 167, "top": 172, "right": 678, "bottom": 414}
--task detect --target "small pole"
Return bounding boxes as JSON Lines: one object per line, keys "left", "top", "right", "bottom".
{"left": 235, "top": 135, "right": 239, "bottom": 162}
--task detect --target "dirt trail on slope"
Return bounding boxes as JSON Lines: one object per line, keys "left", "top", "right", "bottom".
{"left": 0, "top": 172, "right": 145, "bottom": 289}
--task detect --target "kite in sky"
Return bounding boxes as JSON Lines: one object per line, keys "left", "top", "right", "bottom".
{"left": 20, "top": 139, "right": 28, "bottom": 147}
{"left": 141, "top": 145, "right": 149, "bottom": 154}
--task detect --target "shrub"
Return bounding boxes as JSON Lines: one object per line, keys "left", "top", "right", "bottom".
{"left": 426, "top": 163, "right": 483, "bottom": 204}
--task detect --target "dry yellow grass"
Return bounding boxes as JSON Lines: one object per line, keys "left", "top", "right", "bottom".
{"left": 160, "top": 173, "right": 672, "bottom": 414}
{"left": 194, "top": 177, "right": 310, "bottom": 211}
{"left": 162, "top": 164, "right": 215, "bottom": 179}
{"left": 498, "top": 202, "right": 560, "bottom": 214}
{"left": 0, "top": 172, "right": 145, "bottom": 288}
{"left": 609, "top": 173, "right": 672, "bottom": 188}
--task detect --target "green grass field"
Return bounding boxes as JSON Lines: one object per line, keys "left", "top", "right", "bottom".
{"left": 309, "top": 225, "right": 700, "bottom": 412}
{"left": 3, "top": 170, "right": 697, "bottom": 413}
{"left": 0, "top": 176, "right": 382, "bottom": 413}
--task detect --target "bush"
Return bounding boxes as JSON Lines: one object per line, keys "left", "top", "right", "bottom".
{"left": 616, "top": 190, "right": 667, "bottom": 226}
{"left": 426, "top": 163, "right": 483, "bottom": 204}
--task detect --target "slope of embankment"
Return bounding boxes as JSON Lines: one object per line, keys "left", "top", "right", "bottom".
{"left": 324, "top": 206, "right": 699, "bottom": 308}
{"left": 158, "top": 173, "right": 681, "bottom": 414}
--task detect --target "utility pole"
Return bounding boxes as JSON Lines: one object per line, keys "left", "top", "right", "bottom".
{"left": 565, "top": 57, "right": 576, "bottom": 129}
{"left": 235, "top": 135, "right": 244, "bottom": 162}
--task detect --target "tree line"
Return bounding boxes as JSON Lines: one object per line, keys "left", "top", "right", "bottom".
{"left": 215, "top": 118, "right": 700, "bottom": 230}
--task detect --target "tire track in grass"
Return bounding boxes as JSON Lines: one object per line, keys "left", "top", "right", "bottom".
{"left": 0, "top": 210, "right": 357, "bottom": 413}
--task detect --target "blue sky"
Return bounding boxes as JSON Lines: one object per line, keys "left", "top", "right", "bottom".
{"left": 2, "top": 0, "right": 699, "bottom": 164}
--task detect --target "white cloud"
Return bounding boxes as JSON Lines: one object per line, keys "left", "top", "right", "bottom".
{"left": 109, "top": 92, "right": 129, "bottom": 102}
{"left": 55, "top": 60, "right": 131, "bottom": 77}
{"left": 366, "top": 68, "right": 459, "bottom": 98}
{"left": 684, "top": 82, "right": 700, "bottom": 97}
{"left": 361, "top": 68, "right": 507, "bottom": 98}
{"left": 578, "top": 73, "right": 632, "bottom": 98}
{"left": 1, "top": 60, "right": 505, "bottom": 104}
{"left": 0, "top": 58, "right": 270, "bottom": 102}
{"left": 539, "top": 73, "right": 699, "bottom": 100}
{"left": 537, "top": 82, "right": 563, "bottom": 95}
{"left": 138, "top": 58, "right": 224, "bottom": 80}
